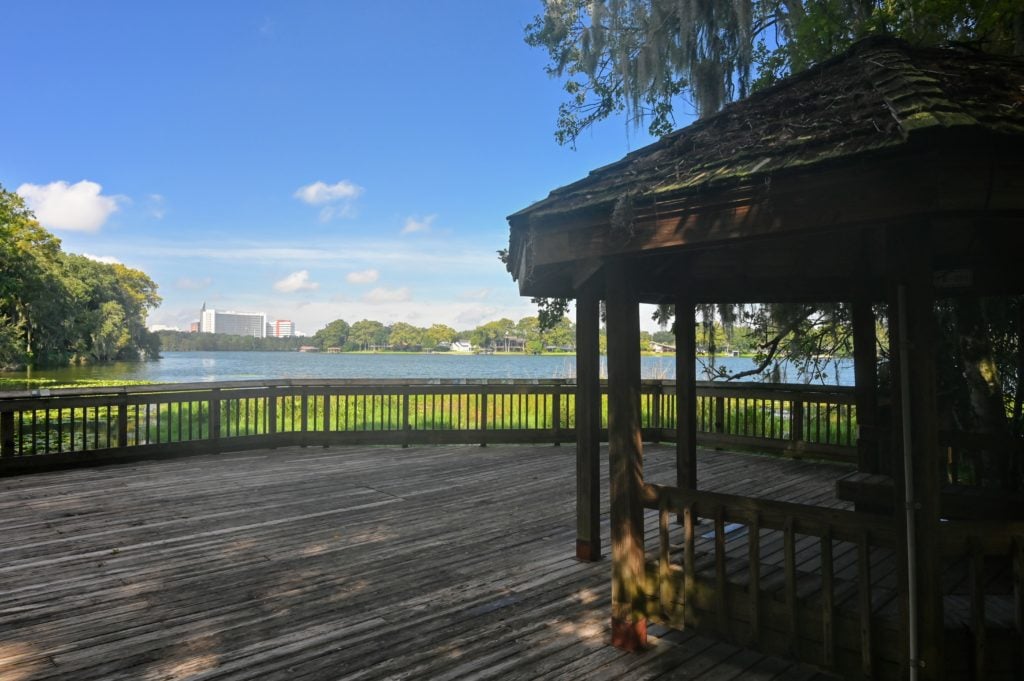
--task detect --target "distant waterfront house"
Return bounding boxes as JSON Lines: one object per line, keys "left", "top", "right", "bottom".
{"left": 297, "top": 345, "right": 319, "bottom": 353}
{"left": 450, "top": 341, "right": 473, "bottom": 353}
{"left": 649, "top": 341, "right": 675, "bottom": 353}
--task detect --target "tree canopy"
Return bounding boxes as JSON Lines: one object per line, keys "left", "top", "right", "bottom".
{"left": 527, "top": 0, "right": 1022, "bottom": 145}
{"left": 0, "top": 186, "right": 161, "bottom": 369}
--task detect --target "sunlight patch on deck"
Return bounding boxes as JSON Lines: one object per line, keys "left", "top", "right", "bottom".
{"left": 0, "top": 642, "right": 45, "bottom": 681}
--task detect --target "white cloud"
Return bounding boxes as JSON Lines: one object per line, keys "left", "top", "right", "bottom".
{"left": 401, "top": 214, "right": 437, "bottom": 234}
{"left": 82, "top": 253, "right": 121, "bottom": 265}
{"left": 16, "top": 180, "right": 120, "bottom": 232}
{"left": 274, "top": 270, "right": 320, "bottom": 293}
{"left": 294, "top": 180, "right": 363, "bottom": 204}
{"left": 363, "top": 286, "right": 411, "bottom": 304}
{"left": 176, "top": 276, "right": 212, "bottom": 290}
{"left": 345, "top": 268, "right": 379, "bottom": 285}
{"left": 294, "top": 180, "right": 365, "bottom": 221}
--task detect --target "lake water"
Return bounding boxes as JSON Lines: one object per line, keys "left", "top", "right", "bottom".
{"left": 3, "top": 351, "right": 856, "bottom": 386}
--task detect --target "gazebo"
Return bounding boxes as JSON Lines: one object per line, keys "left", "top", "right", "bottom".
{"left": 507, "top": 37, "right": 1024, "bottom": 680}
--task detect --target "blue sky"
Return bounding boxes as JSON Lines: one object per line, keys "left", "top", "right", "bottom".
{"left": 2, "top": 1, "right": 685, "bottom": 334}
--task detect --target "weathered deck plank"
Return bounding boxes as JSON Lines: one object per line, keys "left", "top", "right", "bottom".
{"left": 0, "top": 443, "right": 842, "bottom": 680}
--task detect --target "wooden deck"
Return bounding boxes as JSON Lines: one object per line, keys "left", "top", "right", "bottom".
{"left": 0, "top": 443, "right": 847, "bottom": 681}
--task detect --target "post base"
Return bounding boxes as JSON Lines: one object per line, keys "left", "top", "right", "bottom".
{"left": 575, "top": 539, "right": 602, "bottom": 562}
{"left": 611, "top": 617, "right": 647, "bottom": 652}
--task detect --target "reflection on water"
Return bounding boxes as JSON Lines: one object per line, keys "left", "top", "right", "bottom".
{"left": 1, "top": 351, "right": 855, "bottom": 387}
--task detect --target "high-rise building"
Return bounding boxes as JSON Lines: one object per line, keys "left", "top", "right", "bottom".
{"left": 269, "top": 320, "right": 295, "bottom": 338}
{"left": 199, "top": 303, "right": 266, "bottom": 338}
{"left": 188, "top": 322, "right": 200, "bottom": 333}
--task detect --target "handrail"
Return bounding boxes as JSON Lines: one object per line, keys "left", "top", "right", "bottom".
{"left": 0, "top": 378, "right": 858, "bottom": 468}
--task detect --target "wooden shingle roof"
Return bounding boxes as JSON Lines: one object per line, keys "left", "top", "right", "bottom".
{"left": 510, "top": 37, "right": 1024, "bottom": 223}
{"left": 506, "top": 37, "right": 1024, "bottom": 299}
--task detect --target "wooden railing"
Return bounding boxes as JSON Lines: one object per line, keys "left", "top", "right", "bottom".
{"left": 940, "top": 521, "right": 1024, "bottom": 679}
{"left": 641, "top": 482, "right": 897, "bottom": 679}
{"left": 0, "top": 378, "right": 857, "bottom": 470}
{"left": 649, "top": 381, "right": 857, "bottom": 461}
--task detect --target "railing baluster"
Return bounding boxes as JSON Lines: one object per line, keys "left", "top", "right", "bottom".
{"left": 748, "top": 513, "right": 760, "bottom": 646}
{"left": 784, "top": 516, "right": 798, "bottom": 656}
{"left": 715, "top": 506, "right": 728, "bottom": 636}
{"left": 1014, "top": 535, "right": 1023, "bottom": 676}
{"left": 0, "top": 409, "right": 13, "bottom": 458}
{"left": 858, "top": 529, "right": 873, "bottom": 678}
{"left": 970, "top": 539, "right": 986, "bottom": 680}
{"left": 821, "top": 527, "right": 835, "bottom": 669}
{"left": 683, "top": 502, "right": 695, "bottom": 626}
{"left": 659, "top": 499, "right": 674, "bottom": 624}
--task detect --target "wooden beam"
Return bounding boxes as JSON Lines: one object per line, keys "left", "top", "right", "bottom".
{"left": 852, "top": 297, "right": 879, "bottom": 475}
{"left": 575, "top": 285, "right": 602, "bottom": 562}
{"left": 605, "top": 261, "right": 647, "bottom": 651}
{"left": 675, "top": 294, "right": 697, "bottom": 496}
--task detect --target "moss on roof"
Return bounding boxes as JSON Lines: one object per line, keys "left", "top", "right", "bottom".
{"left": 511, "top": 37, "right": 1024, "bottom": 223}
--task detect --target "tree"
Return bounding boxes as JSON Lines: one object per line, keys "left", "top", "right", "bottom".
{"left": 314, "top": 318, "right": 350, "bottom": 350}
{"left": 423, "top": 323, "right": 457, "bottom": 349}
{"left": 349, "top": 319, "right": 388, "bottom": 350}
{"left": 0, "top": 185, "right": 161, "bottom": 368}
{"left": 528, "top": 0, "right": 1023, "bottom": 146}
{"left": 388, "top": 322, "right": 424, "bottom": 351}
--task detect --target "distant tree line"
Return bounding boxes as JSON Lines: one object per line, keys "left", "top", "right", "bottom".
{"left": 1, "top": 186, "right": 161, "bottom": 370}
{"left": 310, "top": 316, "right": 579, "bottom": 354}
{"left": 155, "top": 331, "right": 307, "bottom": 352}
{"left": 160, "top": 316, "right": 769, "bottom": 356}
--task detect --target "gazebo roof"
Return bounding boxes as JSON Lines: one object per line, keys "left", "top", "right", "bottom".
{"left": 507, "top": 37, "right": 1024, "bottom": 301}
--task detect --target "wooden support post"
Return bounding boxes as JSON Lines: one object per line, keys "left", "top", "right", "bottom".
{"left": 552, "top": 390, "right": 561, "bottom": 446}
{"left": 714, "top": 395, "right": 726, "bottom": 434}
{"left": 402, "top": 393, "right": 410, "bottom": 449}
{"left": 479, "top": 391, "right": 488, "bottom": 447}
{"left": 852, "top": 297, "right": 880, "bottom": 474}
{"left": 298, "top": 393, "right": 309, "bottom": 448}
{"left": 117, "top": 400, "right": 128, "bottom": 448}
{"left": 322, "top": 391, "right": 332, "bottom": 439}
{"left": 576, "top": 287, "right": 602, "bottom": 561}
{"left": 891, "top": 231, "right": 943, "bottom": 679}
{"left": 209, "top": 389, "right": 221, "bottom": 445}
{"left": 1, "top": 409, "right": 14, "bottom": 457}
{"left": 791, "top": 399, "right": 804, "bottom": 443}
{"left": 606, "top": 261, "right": 646, "bottom": 651}
{"left": 675, "top": 295, "right": 697, "bottom": 494}
{"left": 268, "top": 392, "right": 278, "bottom": 438}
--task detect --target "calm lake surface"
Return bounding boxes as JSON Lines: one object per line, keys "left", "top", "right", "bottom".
{"left": 3, "top": 351, "right": 856, "bottom": 386}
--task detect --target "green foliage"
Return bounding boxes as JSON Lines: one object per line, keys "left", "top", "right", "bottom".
{"left": 0, "top": 185, "right": 161, "bottom": 369}
{"left": 423, "top": 323, "right": 457, "bottom": 349}
{"left": 527, "top": 0, "right": 1023, "bottom": 144}
{"left": 313, "top": 318, "right": 351, "bottom": 350}
{"left": 349, "top": 319, "right": 388, "bottom": 350}
{"left": 156, "top": 330, "right": 307, "bottom": 352}
{"left": 388, "top": 322, "right": 424, "bottom": 350}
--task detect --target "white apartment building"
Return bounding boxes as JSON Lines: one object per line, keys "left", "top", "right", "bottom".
{"left": 199, "top": 305, "right": 267, "bottom": 338}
